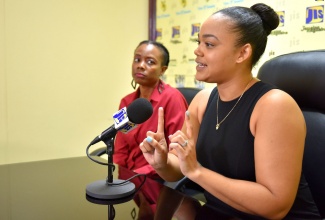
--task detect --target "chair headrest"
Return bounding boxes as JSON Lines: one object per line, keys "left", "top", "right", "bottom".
{"left": 177, "top": 87, "right": 201, "bottom": 105}
{"left": 257, "top": 50, "right": 325, "bottom": 113}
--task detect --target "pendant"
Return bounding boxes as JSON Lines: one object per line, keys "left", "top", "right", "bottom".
{"left": 216, "top": 124, "right": 219, "bottom": 130}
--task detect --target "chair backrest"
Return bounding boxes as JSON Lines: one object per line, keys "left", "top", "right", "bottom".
{"left": 257, "top": 50, "right": 325, "bottom": 217}
{"left": 177, "top": 87, "right": 202, "bottom": 105}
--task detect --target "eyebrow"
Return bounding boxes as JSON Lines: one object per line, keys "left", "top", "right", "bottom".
{"left": 134, "top": 54, "right": 158, "bottom": 62}
{"left": 198, "top": 34, "right": 219, "bottom": 40}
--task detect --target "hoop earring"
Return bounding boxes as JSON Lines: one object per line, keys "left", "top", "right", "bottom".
{"left": 158, "top": 80, "right": 164, "bottom": 94}
{"left": 131, "top": 79, "right": 137, "bottom": 90}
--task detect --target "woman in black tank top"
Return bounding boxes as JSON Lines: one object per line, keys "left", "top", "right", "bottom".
{"left": 139, "top": 3, "right": 321, "bottom": 219}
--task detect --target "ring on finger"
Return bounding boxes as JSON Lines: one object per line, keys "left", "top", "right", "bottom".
{"left": 180, "top": 140, "right": 188, "bottom": 147}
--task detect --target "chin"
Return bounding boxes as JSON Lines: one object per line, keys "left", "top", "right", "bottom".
{"left": 195, "top": 74, "right": 207, "bottom": 82}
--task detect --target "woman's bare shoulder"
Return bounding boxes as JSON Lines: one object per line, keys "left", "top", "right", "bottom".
{"left": 189, "top": 87, "right": 215, "bottom": 122}
{"left": 195, "top": 87, "right": 214, "bottom": 99}
{"left": 257, "top": 89, "right": 299, "bottom": 109}
{"left": 251, "top": 88, "right": 304, "bottom": 136}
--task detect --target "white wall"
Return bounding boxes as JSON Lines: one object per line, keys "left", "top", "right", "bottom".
{"left": 0, "top": 0, "right": 149, "bottom": 164}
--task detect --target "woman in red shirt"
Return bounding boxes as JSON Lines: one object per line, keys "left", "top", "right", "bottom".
{"left": 114, "top": 40, "right": 188, "bottom": 178}
{"left": 114, "top": 41, "right": 188, "bottom": 216}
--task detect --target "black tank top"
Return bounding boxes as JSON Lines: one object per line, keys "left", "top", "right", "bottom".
{"left": 196, "top": 81, "right": 321, "bottom": 219}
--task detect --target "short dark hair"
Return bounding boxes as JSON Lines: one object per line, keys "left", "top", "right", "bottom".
{"left": 215, "top": 3, "right": 279, "bottom": 67}
{"left": 137, "top": 40, "right": 170, "bottom": 67}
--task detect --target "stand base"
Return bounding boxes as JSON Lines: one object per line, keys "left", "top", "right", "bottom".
{"left": 86, "top": 179, "right": 136, "bottom": 200}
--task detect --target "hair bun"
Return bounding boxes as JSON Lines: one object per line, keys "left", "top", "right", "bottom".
{"left": 251, "top": 3, "right": 279, "bottom": 35}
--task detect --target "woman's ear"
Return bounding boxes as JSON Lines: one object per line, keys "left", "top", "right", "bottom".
{"left": 160, "top": 66, "right": 168, "bottom": 75}
{"left": 236, "top": 43, "right": 252, "bottom": 63}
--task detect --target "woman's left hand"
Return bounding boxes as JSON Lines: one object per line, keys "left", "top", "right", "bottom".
{"left": 168, "top": 111, "right": 201, "bottom": 179}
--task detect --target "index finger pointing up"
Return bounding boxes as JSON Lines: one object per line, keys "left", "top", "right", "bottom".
{"left": 157, "top": 107, "right": 165, "bottom": 133}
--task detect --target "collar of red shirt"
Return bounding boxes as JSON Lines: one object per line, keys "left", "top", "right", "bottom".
{"left": 134, "top": 80, "right": 166, "bottom": 103}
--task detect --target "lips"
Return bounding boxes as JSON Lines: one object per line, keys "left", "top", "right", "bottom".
{"left": 197, "top": 62, "right": 207, "bottom": 67}
{"left": 195, "top": 61, "right": 207, "bottom": 71}
{"left": 135, "top": 73, "right": 145, "bottom": 78}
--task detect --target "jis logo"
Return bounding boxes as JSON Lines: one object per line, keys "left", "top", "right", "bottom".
{"left": 113, "top": 107, "right": 128, "bottom": 129}
{"left": 119, "top": 122, "right": 137, "bottom": 133}
{"left": 191, "top": 23, "right": 200, "bottom": 36}
{"left": 277, "top": 11, "right": 285, "bottom": 27}
{"left": 156, "top": 28, "right": 162, "bottom": 40}
{"left": 306, "top": 5, "right": 324, "bottom": 24}
{"left": 172, "top": 26, "right": 180, "bottom": 38}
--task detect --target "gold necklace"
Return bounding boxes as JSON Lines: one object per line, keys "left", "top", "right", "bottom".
{"left": 216, "top": 77, "right": 253, "bottom": 130}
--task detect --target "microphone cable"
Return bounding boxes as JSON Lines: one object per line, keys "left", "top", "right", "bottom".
{"left": 86, "top": 142, "right": 110, "bottom": 166}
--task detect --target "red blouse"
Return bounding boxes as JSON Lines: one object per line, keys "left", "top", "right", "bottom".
{"left": 113, "top": 81, "right": 188, "bottom": 177}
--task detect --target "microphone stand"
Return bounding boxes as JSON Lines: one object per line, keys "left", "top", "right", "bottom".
{"left": 105, "top": 138, "right": 116, "bottom": 220}
{"left": 86, "top": 137, "right": 136, "bottom": 220}
{"left": 105, "top": 137, "right": 114, "bottom": 183}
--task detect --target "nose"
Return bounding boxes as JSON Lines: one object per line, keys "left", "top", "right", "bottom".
{"left": 137, "top": 61, "right": 145, "bottom": 69}
{"left": 194, "top": 46, "right": 203, "bottom": 57}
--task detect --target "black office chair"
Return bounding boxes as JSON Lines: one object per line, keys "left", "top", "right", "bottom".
{"left": 176, "top": 87, "right": 202, "bottom": 106}
{"left": 257, "top": 50, "right": 325, "bottom": 218}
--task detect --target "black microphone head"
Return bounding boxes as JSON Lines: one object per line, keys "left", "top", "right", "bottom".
{"left": 127, "top": 98, "right": 153, "bottom": 124}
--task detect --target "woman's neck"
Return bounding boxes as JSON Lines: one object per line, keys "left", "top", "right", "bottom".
{"left": 139, "top": 87, "right": 154, "bottom": 99}
{"left": 138, "top": 81, "right": 160, "bottom": 99}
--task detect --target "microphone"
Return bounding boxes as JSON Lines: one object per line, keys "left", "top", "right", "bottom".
{"left": 89, "top": 98, "right": 153, "bottom": 145}
{"left": 86, "top": 98, "right": 153, "bottom": 201}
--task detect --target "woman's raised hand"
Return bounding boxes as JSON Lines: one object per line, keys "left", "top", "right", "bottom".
{"left": 168, "top": 111, "right": 200, "bottom": 179}
{"left": 139, "top": 107, "right": 169, "bottom": 170}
